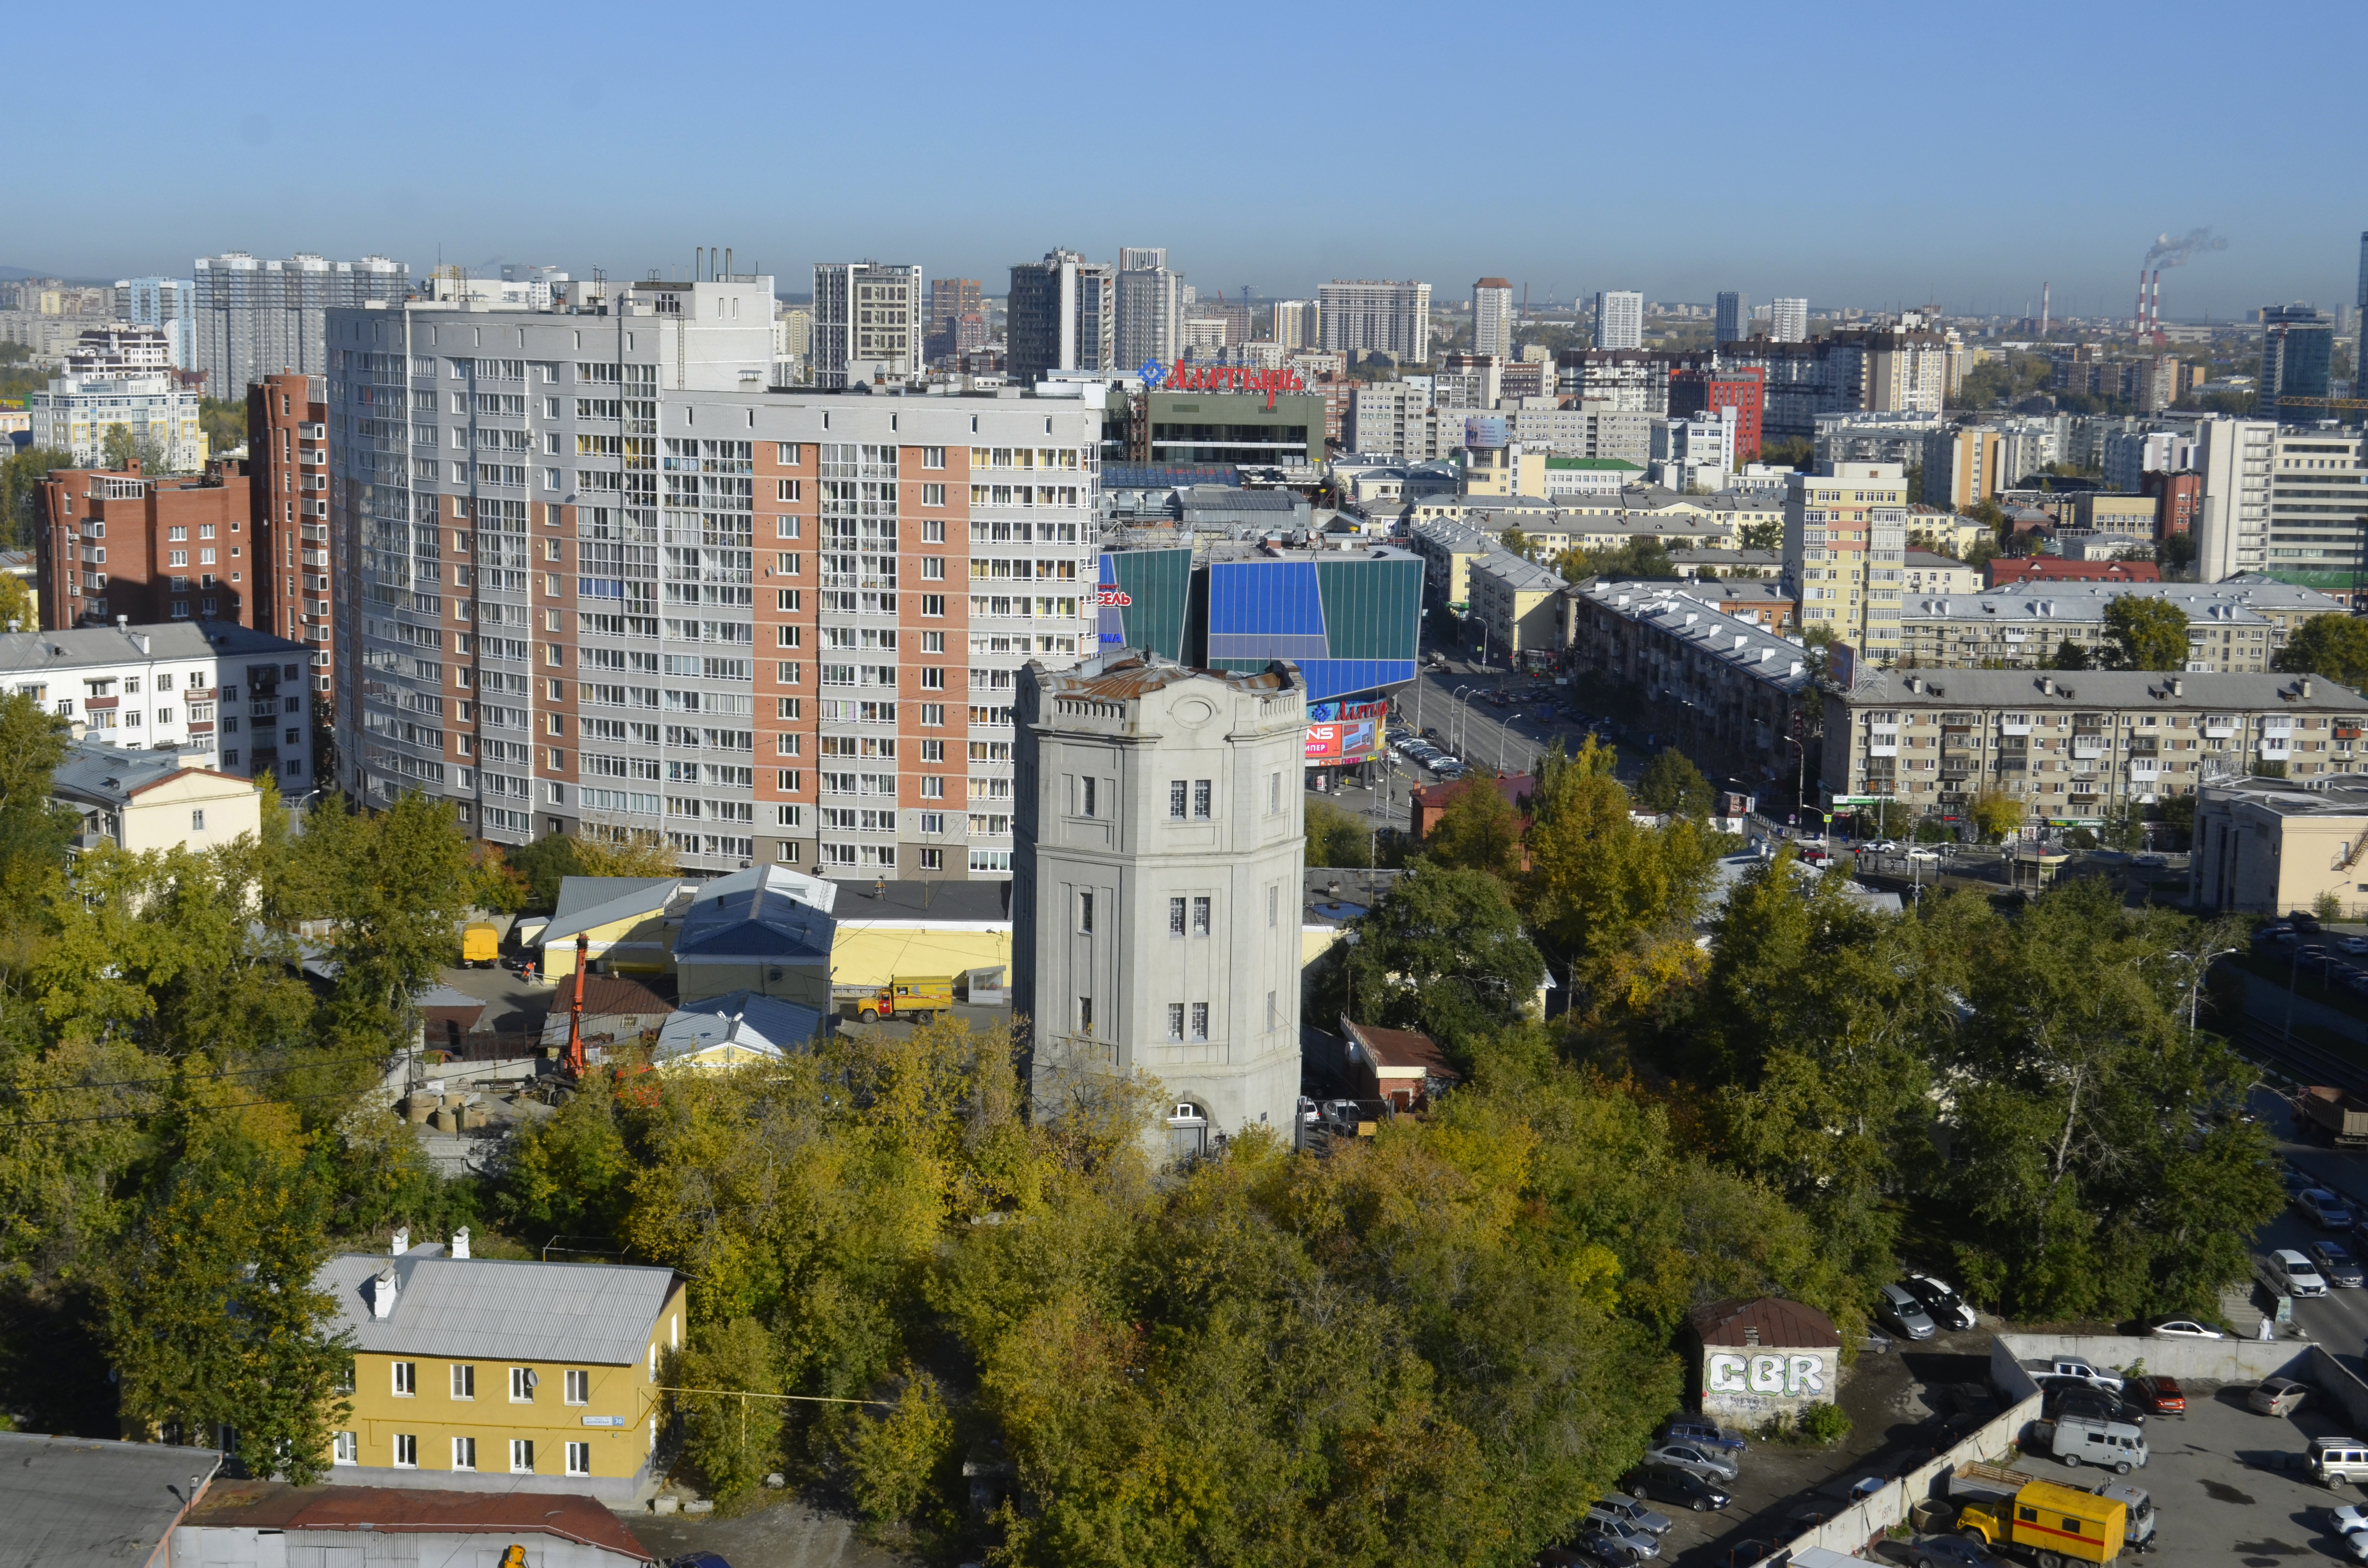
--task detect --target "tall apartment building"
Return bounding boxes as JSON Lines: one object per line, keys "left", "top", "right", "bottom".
{"left": 2194, "top": 416, "right": 2276, "bottom": 581}
{"left": 1767, "top": 298, "right": 1809, "bottom": 343}
{"left": 1668, "top": 366, "right": 1764, "bottom": 462}
{"left": 2260, "top": 304, "right": 2334, "bottom": 425}
{"left": 114, "top": 277, "right": 197, "bottom": 369}
{"left": 191, "top": 253, "right": 407, "bottom": 399}
{"left": 1318, "top": 280, "right": 1431, "bottom": 362}
{"left": 2101, "top": 429, "right": 2196, "bottom": 495}
{"left": 1114, "top": 248, "right": 1180, "bottom": 372}
{"left": 1012, "top": 650, "right": 1306, "bottom": 1154}
{"left": 1008, "top": 251, "right": 1115, "bottom": 385}
{"left": 811, "top": 262, "right": 925, "bottom": 389}
{"left": 2253, "top": 427, "right": 2365, "bottom": 590}
{"left": 924, "top": 278, "right": 982, "bottom": 365}
{"left": 35, "top": 461, "right": 257, "bottom": 631}
{"left": 322, "top": 278, "right": 1102, "bottom": 881}
{"left": 1922, "top": 426, "right": 2004, "bottom": 510}
{"left": 1432, "top": 353, "right": 1501, "bottom": 410}
{"left": 1592, "top": 290, "right": 1643, "bottom": 351}
{"left": 2357, "top": 234, "right": 2368, "bottom": 388}
{"left": 27, "top": 368, "right": 205, "bottom": 470}
{"left": 1715, "top": 291, "right": 1748, "bottom": 345}
{"left": 246, "top": 372, "right": 335, "bottom": 688}
{"left": 1271, "top": 299, "right": 1319, "bottom": 351}
{"left": 1553, "top": 349, "right": 1669, "bottom": 415}
{"left": 1783, "top": 461, "right": 1908, "bottom": 661}
{"left": 1472, "top": 278, "right": 1515, "bottom": 358}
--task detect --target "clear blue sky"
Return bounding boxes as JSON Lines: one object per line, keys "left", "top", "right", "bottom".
{"left": 15, "top": 0, "right": 2365, "bottom": 321}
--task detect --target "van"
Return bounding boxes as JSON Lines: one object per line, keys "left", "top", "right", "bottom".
{"left": 2048, "top": 1413, "right": 2148, "bottom": 1474}
{"left": 2309, "top": 1435, "right": 2368, "bottom": 1487}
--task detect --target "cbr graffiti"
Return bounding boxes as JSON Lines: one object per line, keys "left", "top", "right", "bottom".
{"left": 1705, "top": 1352, "right": 1827, "bottom": 1397}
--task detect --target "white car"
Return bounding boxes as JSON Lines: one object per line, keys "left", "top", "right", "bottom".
{"left": 2149, "top": 1319, "right": 2227, "bottom": 1340}
{"left": 2332, "top": 1502, "right": 2368, "bottom": 1534}
{"left": 1905, "top": 845, "right": 1942, "bottom": 862}
{"left": 2274, "top": 1248, "right": 2331, "bottom": 1298}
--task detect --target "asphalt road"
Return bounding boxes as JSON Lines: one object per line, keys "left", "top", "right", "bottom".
{"left": 2254, "top": 1084, "right": 2368, "bottom": 1370}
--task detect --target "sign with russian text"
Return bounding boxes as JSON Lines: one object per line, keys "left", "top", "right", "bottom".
{"left": 1145, "top": 361, "right": 1307, "bottom": 409}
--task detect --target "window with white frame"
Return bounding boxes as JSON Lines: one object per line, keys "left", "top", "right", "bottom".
{"left": 566, "top": 1368, "right": 589, "bottom": 1404}
{"left": 393, "top": 1433, "right": 417, "bottom": 1468}
{"left": 392, "top": 1360, "right": 415, "bottom": 1396}
{"left": 452, "top": 1435, "right": 477, "bottom": 1470}
{"left": 451, "top": 1363, "right": 475, "bottom": 1399}
{"left": 567, "top": 1441, "right": 592, "bottom": 1476}
{"left": 510, "top": 1438, "right": 535, "bottom": 1473}
{"left": 333, "top": 1431, "right": 358, "bottom": 1465}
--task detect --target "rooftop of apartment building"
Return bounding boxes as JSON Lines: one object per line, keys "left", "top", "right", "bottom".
{"left": 2196, "top": 773, "right": 2368, "bottom": 818}
{"left": 1469, "top": 555, "right": 1568, "bottom": 594}
{"left": 1902, "top": 591, "right": 2276, "bottom": 627}
{"left": 1836, "top": 669, "right": 2368, "bottom": 711}
{"left": 1910, "top": 576, "right": 2342, "bottom": 616}
{"left": 52, "top": 740, "right": 246, "bottom": 810}
{"left": 1568, "top": 580, "right": 1814, "bottom": 692}
{"left": 0, "top": 618, "right": 299, "bottom": 676}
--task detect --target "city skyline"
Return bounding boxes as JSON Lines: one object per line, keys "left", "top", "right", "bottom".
{"left": 10, "top": 1, "right": 2364, "bottom": 322}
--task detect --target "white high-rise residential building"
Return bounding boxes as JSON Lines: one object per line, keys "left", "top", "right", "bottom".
{"left": 1013, "top": 650, "right": 1307, "bottom": 1158}
{"left": 2194, "top": 417, "right": 2277, "bottom": 582}
{"left": 322, "top": 280, "right": 1102, "bottom": 877}
{"left": 1592, "top": 290, "right": 1643, "bottom": 351}
{"left": 28, "top": 369, "right": 204, "bottom": 470}
{"left": 1115, "top": 247, "right": 1180, "bottom": 372}
{"left": 1472, "top": 278, "right": 1515, "bottom": 358}
{"left": 810, "top": 261, "right": 924, "bottom": 390}
{"left": 114, "top": 277, "right": 197, "bottom": 369}
{"left": 1769, "top": 297, "right": 1810, "bottom": 343}
{"left": 1271, "top": 299, "right": 1320, "bottom": 351}
{"left": 191, "top": 253, "right": 407, "bottom": 399}
{"left": 1008, "top": 250, "right": 1115, "bottom": 385}
{"left": 1318, "top": 280, "right": 1431, "bottom": 362}
{"left": 1715, "top": 291, "right": 1748, "bottom": 345}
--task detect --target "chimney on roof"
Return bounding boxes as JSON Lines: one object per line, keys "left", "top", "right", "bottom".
{"left": 1743, "top": 1326, "right": 1761, "bottom": 1346}
{"left": 451, "top": 1226, "right": 470, "bottom": 1260}
{"left": 390, "top": 1226, "right": 408, "bottom": 1255}
{"left": 2303, "top": 677, "right": 2315, "bottom": 698}
{"left": 370, "top": 1266, "right": 399, "bottom": 1320}
{"left": 2171, "top": 677, "right": 2185, "bottom": 698}
{"left": 2041, "top": 677, "right": 2057, "bottom": 696}
{"left": 115, "top": 614, "right": 127, "bottom": 628}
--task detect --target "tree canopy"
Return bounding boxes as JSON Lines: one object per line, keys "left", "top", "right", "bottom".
{"left": 2103, "top": 596, "right": 2190, "bottom": 671}
{"left": 2279, "top": 613, "right": 2368, "bottom": 688}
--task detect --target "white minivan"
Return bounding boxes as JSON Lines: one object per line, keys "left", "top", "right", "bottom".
{"left": 2049, "top": 1413, "right": 2149, "bottom": 1474}
{"left": 2273, "top": 1248, "right": 2332, "bottom": 1298}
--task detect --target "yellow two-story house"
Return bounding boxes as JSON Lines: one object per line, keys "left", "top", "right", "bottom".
{"left": 316, "top": 1234, "right": 686, "bottom": 1502}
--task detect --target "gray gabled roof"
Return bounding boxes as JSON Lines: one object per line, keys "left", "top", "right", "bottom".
{"left": 313, "top": 1252, "right": 678, "bottom": 1365}
{"left": 0, "top": 618, "right": 303, "bottom": 678}
{"left": 51, "top": 739, "right": 245, "bottom": 809}
{"left": 542, "top": 876, "right": 684, "bottom": 944}
{"left": 0, "top": 1431, "right": 222, "bottom": 1568}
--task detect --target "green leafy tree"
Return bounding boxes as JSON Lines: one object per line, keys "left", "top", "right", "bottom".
{"left": 293, "top": 791, "right": 475, "bottom": 1024}
{"left": 673, "top": 1315, "right": 785, "bottom": 1500}
{"left": 2279, "top": 613, "right": 2368, "bottom": 688}
{"left": 1, "top": 446, "right": 72, "bottom": 548}
{"left": 1740, "top": 520, "right": 1782, "bottom": 551}
{"left": 1970, "top": 790, "right": 2027, "bottom": 844}
{"left": 2104, "top": 596, "right": 2190, "bottom": 671}
{"left": 1344, "top": 865, "right": 1545, "bottom": 1050}
{"left": 1520, "top": 737, "right": 1720, "bottom": 977}
{"left": 100, "top": 1110, "right": 351, "bottom": 1482}
{"left": 1303, "top": 797, "right": 1373, "bottom": 870}
{"left": 1634, "top": 748, "right": 1713, "bottom": 817}
{"left": 2051, "top": 638, "right": 2092, "bottom": 671}
{"left": 199, "top": 397, "right": 247, "bottom": 457}
{"left": 505, "top": 833, "right": 585, "bottom": 914}
{"left": 1419, "top": 778, "right": 1524, "bottom": 883}
{"left": 843, "top": 1369, "right": 953, "bottom": 1523}
{"left": 1942, "top": 880, "right": 2283, "bottom": 1318}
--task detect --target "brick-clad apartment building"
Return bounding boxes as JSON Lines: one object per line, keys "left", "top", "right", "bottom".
{"left": 325, "top": 275, "right": 1099, "bottom": 880}
{"left": 247, "top": 371, "right": 335, "bottom": 695}
{"left": 35, "top": 460, "right": 259, "bottom": 631}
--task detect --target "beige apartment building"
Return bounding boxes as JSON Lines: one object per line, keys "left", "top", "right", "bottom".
{"left": 2195, "top": 775, "right": 2368, "bottom": 917}
{"left": 1895, "top": 579, "right": 2343, "bottom": 673}
{"left": 1825, "top": 669, "right": 2368, "bottom": 821}
{"left": 1468, "top": 553, "right": 1567, "bottom": 660}
{"left": 1784, "top": 461, "right": 1909, "bottom": 662}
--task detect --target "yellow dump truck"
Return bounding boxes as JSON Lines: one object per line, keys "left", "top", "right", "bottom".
{"left": 1950, "top": 1462, "right": 2129, "bottom": 1566}
{"left": 859, "top": 975, "right": 954, "bottom": 1024}
{"left": 460, "top": 922, "right": 500, "bottom": 968}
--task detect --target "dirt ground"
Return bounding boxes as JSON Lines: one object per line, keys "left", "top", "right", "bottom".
{"left": 628, "top": 1494, "right": 909, "bottom": 1567}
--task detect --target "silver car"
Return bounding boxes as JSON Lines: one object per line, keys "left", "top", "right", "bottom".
{"left": 1594, "top": 1493, "right": 1674, "bottom": 1536}
{"left": 1877, "top": 1283, "right": 1937, "bottom": 1340}
{"left": 1643, "top": 1440, "right": 1740, "bottom": 1482}
{"left": 1583, "top": 1512, "right": 1662, "bottom": 1563}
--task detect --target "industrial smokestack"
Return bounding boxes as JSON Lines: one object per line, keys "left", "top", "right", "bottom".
{"left": 2040, "top": 282, "right": 2050, "bottom": 337}
{"left": 2135, "top": 269, "right": 2149, "bottom": 341}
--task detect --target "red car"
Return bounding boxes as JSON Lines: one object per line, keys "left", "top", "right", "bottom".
{"left": 2129, "top": 1373, "right": 2185, "bottom": 1414}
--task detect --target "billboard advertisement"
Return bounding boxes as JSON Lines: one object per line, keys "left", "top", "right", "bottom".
{"left": 1463, "top": 415, "right": 1510, "bottom": 451}
{"left": 1305, "top": 697, "right": 1390, "bottom": 766}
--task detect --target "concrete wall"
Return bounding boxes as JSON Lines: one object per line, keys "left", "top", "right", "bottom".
{"left": 1996, "top": 1331, "right": 2306, "bottom": 1384}
{"left": 174, "top": 1524, "right": 638, "bottom": 1568}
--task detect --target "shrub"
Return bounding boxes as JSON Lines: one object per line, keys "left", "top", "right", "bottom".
{"left": 1798, "top": 1402, "right": 1852, "bottom": 1446}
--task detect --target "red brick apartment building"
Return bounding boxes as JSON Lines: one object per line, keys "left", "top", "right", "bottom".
{"left": 36, "top": 460, "right": 257, "bottom": 631}
{"left": 247, "top": 372, "right": 334, "bottom": 693}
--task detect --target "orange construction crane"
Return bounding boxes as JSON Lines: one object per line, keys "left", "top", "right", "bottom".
{"left": 562, "top": 932, "right": 589, "bottom": 1078}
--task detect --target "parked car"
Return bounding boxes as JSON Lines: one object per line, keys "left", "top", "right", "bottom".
{"left": 1866, "top": 840, "right": 1902, "bottom": 855}
{"left": 2045, "top": 1358, "right": 2125, "bottom": 1395}
{"left": 2251, "top": 1377, "right": 2312, "bottom": 1416}
{"left": 1905, "top": 845, "right": 1942, "bottom": 862}
{"left": 2044, "top": 1383, "right": 2145, "bottom": 1427}
{"left": 2149, "top": 1317, "right": 2225, "bottom": 1341}
{"left": 2316, "top": 1241, "right": 2368, "bottom": 1287}
{"left": 2128, "top": 1373, "right": 2186, "bottom": 1415}
{"left": 1623, "top": 1463, "right": 1730, "bottom": 1513}
{"left": 2331, "top": 1501, "right": 2368, "bottom": 1535}
{"left": 2296, "top": 912, "right": 2326, "bottom": 933}
{"left": 2301, "top": 1189, "right": 2357, "bottom": 1229}
{"left": 1877, "top": 1284, "right": 1937, "bottom": 1339}
{"left": 2273, "top": 1248, "right": 2333, "bottom": 1297}
{"left": 1641, "top": 1440, "right": 1739, "bottom": 1482}
{"left": 1592, "top": 1493, "right": 1673, "bottom": 1536}
{"left": 1658, "top": 1417, "right": 1747, "bottom": 1455}
{"left": 1581, "top": 1510, "right": 1662, "bottom": 1561}
{"left": 2133, "top": 852, "right": 2171, "bottom": 869}
{"left": 1908, "top": 1536, "right": 2002, "bottom": 1568}
{"left": 1902, "top": 1272, "right": 1978, "bottom": 1331}
{"left": 1798, "top": 845, "right": 1830, "bottom": 865}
